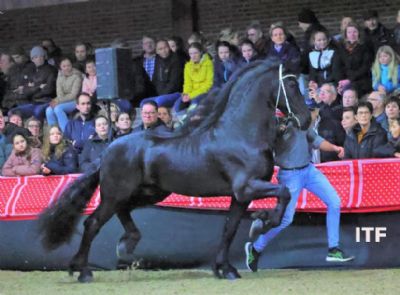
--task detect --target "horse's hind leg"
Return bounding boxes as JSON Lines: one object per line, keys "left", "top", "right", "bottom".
{"left": 116, "top": 209, "right": 142, "bottom": 269}
{"left": 213, "top": 198, "right": 250, "bottom": 280}
{"left": 69, "top": 202, "right": 116, "bottom": 283}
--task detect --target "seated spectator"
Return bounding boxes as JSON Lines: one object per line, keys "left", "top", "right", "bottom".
{"left": 41, "top": 125, "right": 78, "bottom": 175}
{"left": 314, "top": 83, "right": 346, "bottom": 162}
{"left": 342, "top": 87, "right": 359, "bottom": 107}
{"left": 9, "top": 111, "right": 23, "bottom": 127}
{"left": 213, "top": 41, "right": 238, "bottom": 89}
{"left": 363, "top": 10, "right": 395, "bottom": 55}
{"left": 238, "top": 39, "right": 261, "bottom": 67}
{"left": 385, "top": 96, "right": 400, "bottom": 138}
{"left": 2, "top": 110, "right": 31, "bottom": 142}
{"left": 1, "top": 47, "right": 35, "bottom": 112}
{"left": 72, "top": 42, "right": 94, "bottom": 73}
{"left": 187, "top": 32, "right": 215, "bottom": 58}
{"left": 139, "top": 39, "right": 183, "bottom": 108}
{"left": 371, "top": 45, "right": 400, "bottom": 95}
{"left": 367, "top": 91, "right": 388, "bottom": 131}
{"left": 333, "top": 16, "right": 354, "bottom": 42}
{"left": 158, "top": 106, "right": 173, "bottom": 129}
{"left": 41, "top": 38, "right": 62, "bottom": 67}
{"left": 46, "top": 57, "right": 83, "bottom": 132}
{"left": 308, "top": 29, "right": 344, "bottom": 87}
{"left": 246, "top": 22, "right": 270, "bottom": 56}
{"left": 0, "top": 110, "right": 12, "bottom": 170}
{"left": 114, "top": 112, "right": 133, "bottom": 138}
{"left": 82, "top": 59, "right": 97, "bottom": 98}
{"left": 265, "top": 24, "right": 300, "bottom": 74}
{"left": 2, "top": 132, "right": 42, "bottom": 176}
{"left": 344, "top": 101, "right": 389, "bottom": 159}
{"left": 388, "top": 117, "right": 400, "bottom": 155}
{"left": 341, "top": 106, "right": 357, "bottom": 134}
{"left": 217, "top": 28, "right": 241, "bottom": 57}
{"left": 134, "top": 101, "right": 170, "bottom": 132}
{"left": 9, "top": 46, "right": 57, "bottom": 121}
{"left": 25, "top": 117, "right": 42, "bottom": 148}
{"left": 173, "top": 42, "right": 214, "bottom": 113}
{"left": 168, "top": 36, "right": 189, "bottom": 68}
{"left": 79, "top": 115, "right": 112, "bottom": 173}
{"left": 337, "top": 22, "right": 373, "bottom": 96}
{"left": 64, "top": 92, "right": 95, "bottom": 153}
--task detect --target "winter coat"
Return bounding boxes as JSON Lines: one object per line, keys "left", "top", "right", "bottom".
{"left": 372, "top": 64, "right": 400, "bottom": 94}
{"left": 21, "top": 62, "right": 57, "bottom": 103}
{"left": 337, "top": 42, "right": 374, "bottom": 96}
{"left": 43, "top": 144, "right": 78, "bottom": 175}
{"left": 64, "top": 116, "right": 95, "bottom": 153}
{"left": 344, "top": 120, "right": 390, "bottom": 159}
{"left": 152, "top": 54, "right": 183, "bottom": 95}
{"left": 183, "top": 54, "right": 214, "bottom": 100}
{"left": 79, "top": 135, "right": 111, "bottom": 173}
{"left": 265, "top": 42, "right": 301, "bottom": 75}
{"left": 308, "top": 45, "right": 343, "bottom": 86}
{"left": 55, "top": 68, "right": 83, "bottom": 104}
{"left": 364, "top": 23, "right": 395, "bottom": 54}
{"left": 213, "top": 58, "right": 238, "bottom": 89}
{"left": 2, "top": 147, "right": 42, "bottom": 176}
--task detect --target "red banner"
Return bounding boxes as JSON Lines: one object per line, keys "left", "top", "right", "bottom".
{"left": 1, "top": 159, "right": 400, "bottom": 221}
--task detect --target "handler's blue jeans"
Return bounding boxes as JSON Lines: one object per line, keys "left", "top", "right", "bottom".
{"left": 253, "top": 164, "right": 341, "bottom": 252}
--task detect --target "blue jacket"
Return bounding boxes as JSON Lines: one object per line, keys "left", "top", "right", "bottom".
{"left": 43, "top": 144, "right": 78, "bottom": 175}
{"left": 79, "top": 134, "right": 112, "bottom": 173}
{"left": 64, "top": 116, "right": 95, "bottom": 153}
{"left": 212, "top": 58, "right": 238, "bottom": 89}
{"left": 372, "top": 65, "right": 400, "bottom": 94}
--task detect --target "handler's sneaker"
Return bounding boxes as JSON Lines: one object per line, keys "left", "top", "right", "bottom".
{"left": 326, "top": 247, "right": 354, "bottom": 262}
{"left": 245, "top": 242, "right": 260, "bottom": 272}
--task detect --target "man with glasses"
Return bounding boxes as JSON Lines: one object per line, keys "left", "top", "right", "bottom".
{"left": 366, "top": 91, "right": 388, "bottom": 131}
{"left": 133, "top": 101, "right": 171, "bottom": 132}
{"left": 344, "top": 101, "right": 390, "bottom": 159}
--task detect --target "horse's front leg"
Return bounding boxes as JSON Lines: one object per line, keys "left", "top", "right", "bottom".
{"left": 234, "top": 179, "right": 291, "bottom": 238}
{"left": 213, "top": 198, "right": 250, "bottom": 280}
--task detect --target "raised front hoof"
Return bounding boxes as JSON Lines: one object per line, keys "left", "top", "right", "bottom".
{"left": 249, "top": 218, "right": 272, "bottom": 240}
{"left": 78, "top": 269, "right": 93, "bottom": 283}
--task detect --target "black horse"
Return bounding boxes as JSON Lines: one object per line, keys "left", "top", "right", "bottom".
{"left": 39, "top": 60, "right": 310, "bottom": 282}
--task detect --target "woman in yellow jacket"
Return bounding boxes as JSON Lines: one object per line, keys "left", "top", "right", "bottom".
{"left": 173, "top": 42, "right": 214, "bottom": 112}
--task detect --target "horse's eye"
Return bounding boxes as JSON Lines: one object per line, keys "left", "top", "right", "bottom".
{"left": 287, "top": 80, "right": 297, "bottom": 87}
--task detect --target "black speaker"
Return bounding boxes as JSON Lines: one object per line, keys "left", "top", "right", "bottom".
{"left": 95, "top": 48, "right": 133, "bottom": 100}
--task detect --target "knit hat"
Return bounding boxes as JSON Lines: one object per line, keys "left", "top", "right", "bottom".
{"left": 363, "top": 10, "right": 378, "bottom": 20}
{"left": 298, "top": 8, "right": 318, "bottom": 24}
{"left": 9, "top": 45, "right": 26, "bottom": 56}
{"left": 30, "top": 46, "right": 47, "bottom": 59}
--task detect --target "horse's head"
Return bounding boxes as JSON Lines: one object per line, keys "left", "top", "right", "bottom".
{"left": 273, "top": 65, "right": 311, "bottom": 130}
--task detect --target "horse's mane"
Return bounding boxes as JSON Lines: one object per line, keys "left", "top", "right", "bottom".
{"left": 147, "top": 59, "right": 281, "bottom": 140}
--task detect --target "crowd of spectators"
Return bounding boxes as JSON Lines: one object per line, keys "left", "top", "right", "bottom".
{"left": 1, "top": 8, "right": 400, "bottom": 177}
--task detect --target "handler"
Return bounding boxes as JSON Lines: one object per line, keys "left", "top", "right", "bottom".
{"left": 245, "top": 104, "right": 355, "bottom": 272}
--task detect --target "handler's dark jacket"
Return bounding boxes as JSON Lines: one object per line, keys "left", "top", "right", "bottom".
{"left": 344, "top": 119, "right": 391, "bottom": 159}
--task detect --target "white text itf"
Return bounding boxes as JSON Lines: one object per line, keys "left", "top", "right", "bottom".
{"left": 355, "top": 227, "right": 387, "bottom": 242}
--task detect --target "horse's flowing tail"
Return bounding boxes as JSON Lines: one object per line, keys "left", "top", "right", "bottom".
{"left": 38, "top": 168, "right": 100, "bottom": 250}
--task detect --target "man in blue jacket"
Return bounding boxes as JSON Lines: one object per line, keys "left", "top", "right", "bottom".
{"left": 64, "top": 92, "right": 95, "bottom": 153}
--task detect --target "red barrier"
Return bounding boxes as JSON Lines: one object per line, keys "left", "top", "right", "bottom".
{"left": 1, "top": 159, "right": 400, "bottom": 221}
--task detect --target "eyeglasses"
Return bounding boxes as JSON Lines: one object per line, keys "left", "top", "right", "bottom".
{"left": 142, "top": 111, "right": 157, "bottom": 116}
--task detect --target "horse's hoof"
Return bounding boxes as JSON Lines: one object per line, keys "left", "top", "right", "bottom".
{"left": 224, "top": 271, "right": 241, "bottom": 280}
{"left": 78, "top": 269, "right": 93, "bottom": 283}
{"left": 249, "top": 218, "right": 271, "bottom": 240}
{"left": 212, "top": 265, "right": 223, "bottom": 279}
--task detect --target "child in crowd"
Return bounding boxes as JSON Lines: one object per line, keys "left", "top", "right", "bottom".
{"left": 41, "top": 125, "right": 78, "bottom": 175}
{"left": 82, "top": 59, "right": 97, "bottom": 98}
{"left": 371, "top": 45, "right": 400, "bottom": 95}
{"left": 2, "top": 132, "right": 42, "bottom": 176}
{"left": 114, "top": 112, "right": 133, "bottom": 138}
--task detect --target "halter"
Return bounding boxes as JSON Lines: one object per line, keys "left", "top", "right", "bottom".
{"left": 275, "top": 64, "right": 301, "bottom": 127}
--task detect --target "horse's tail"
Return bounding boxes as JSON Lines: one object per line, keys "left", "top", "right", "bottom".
{"left": 38, "top": 168, "right": 100, "bottom": 250}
